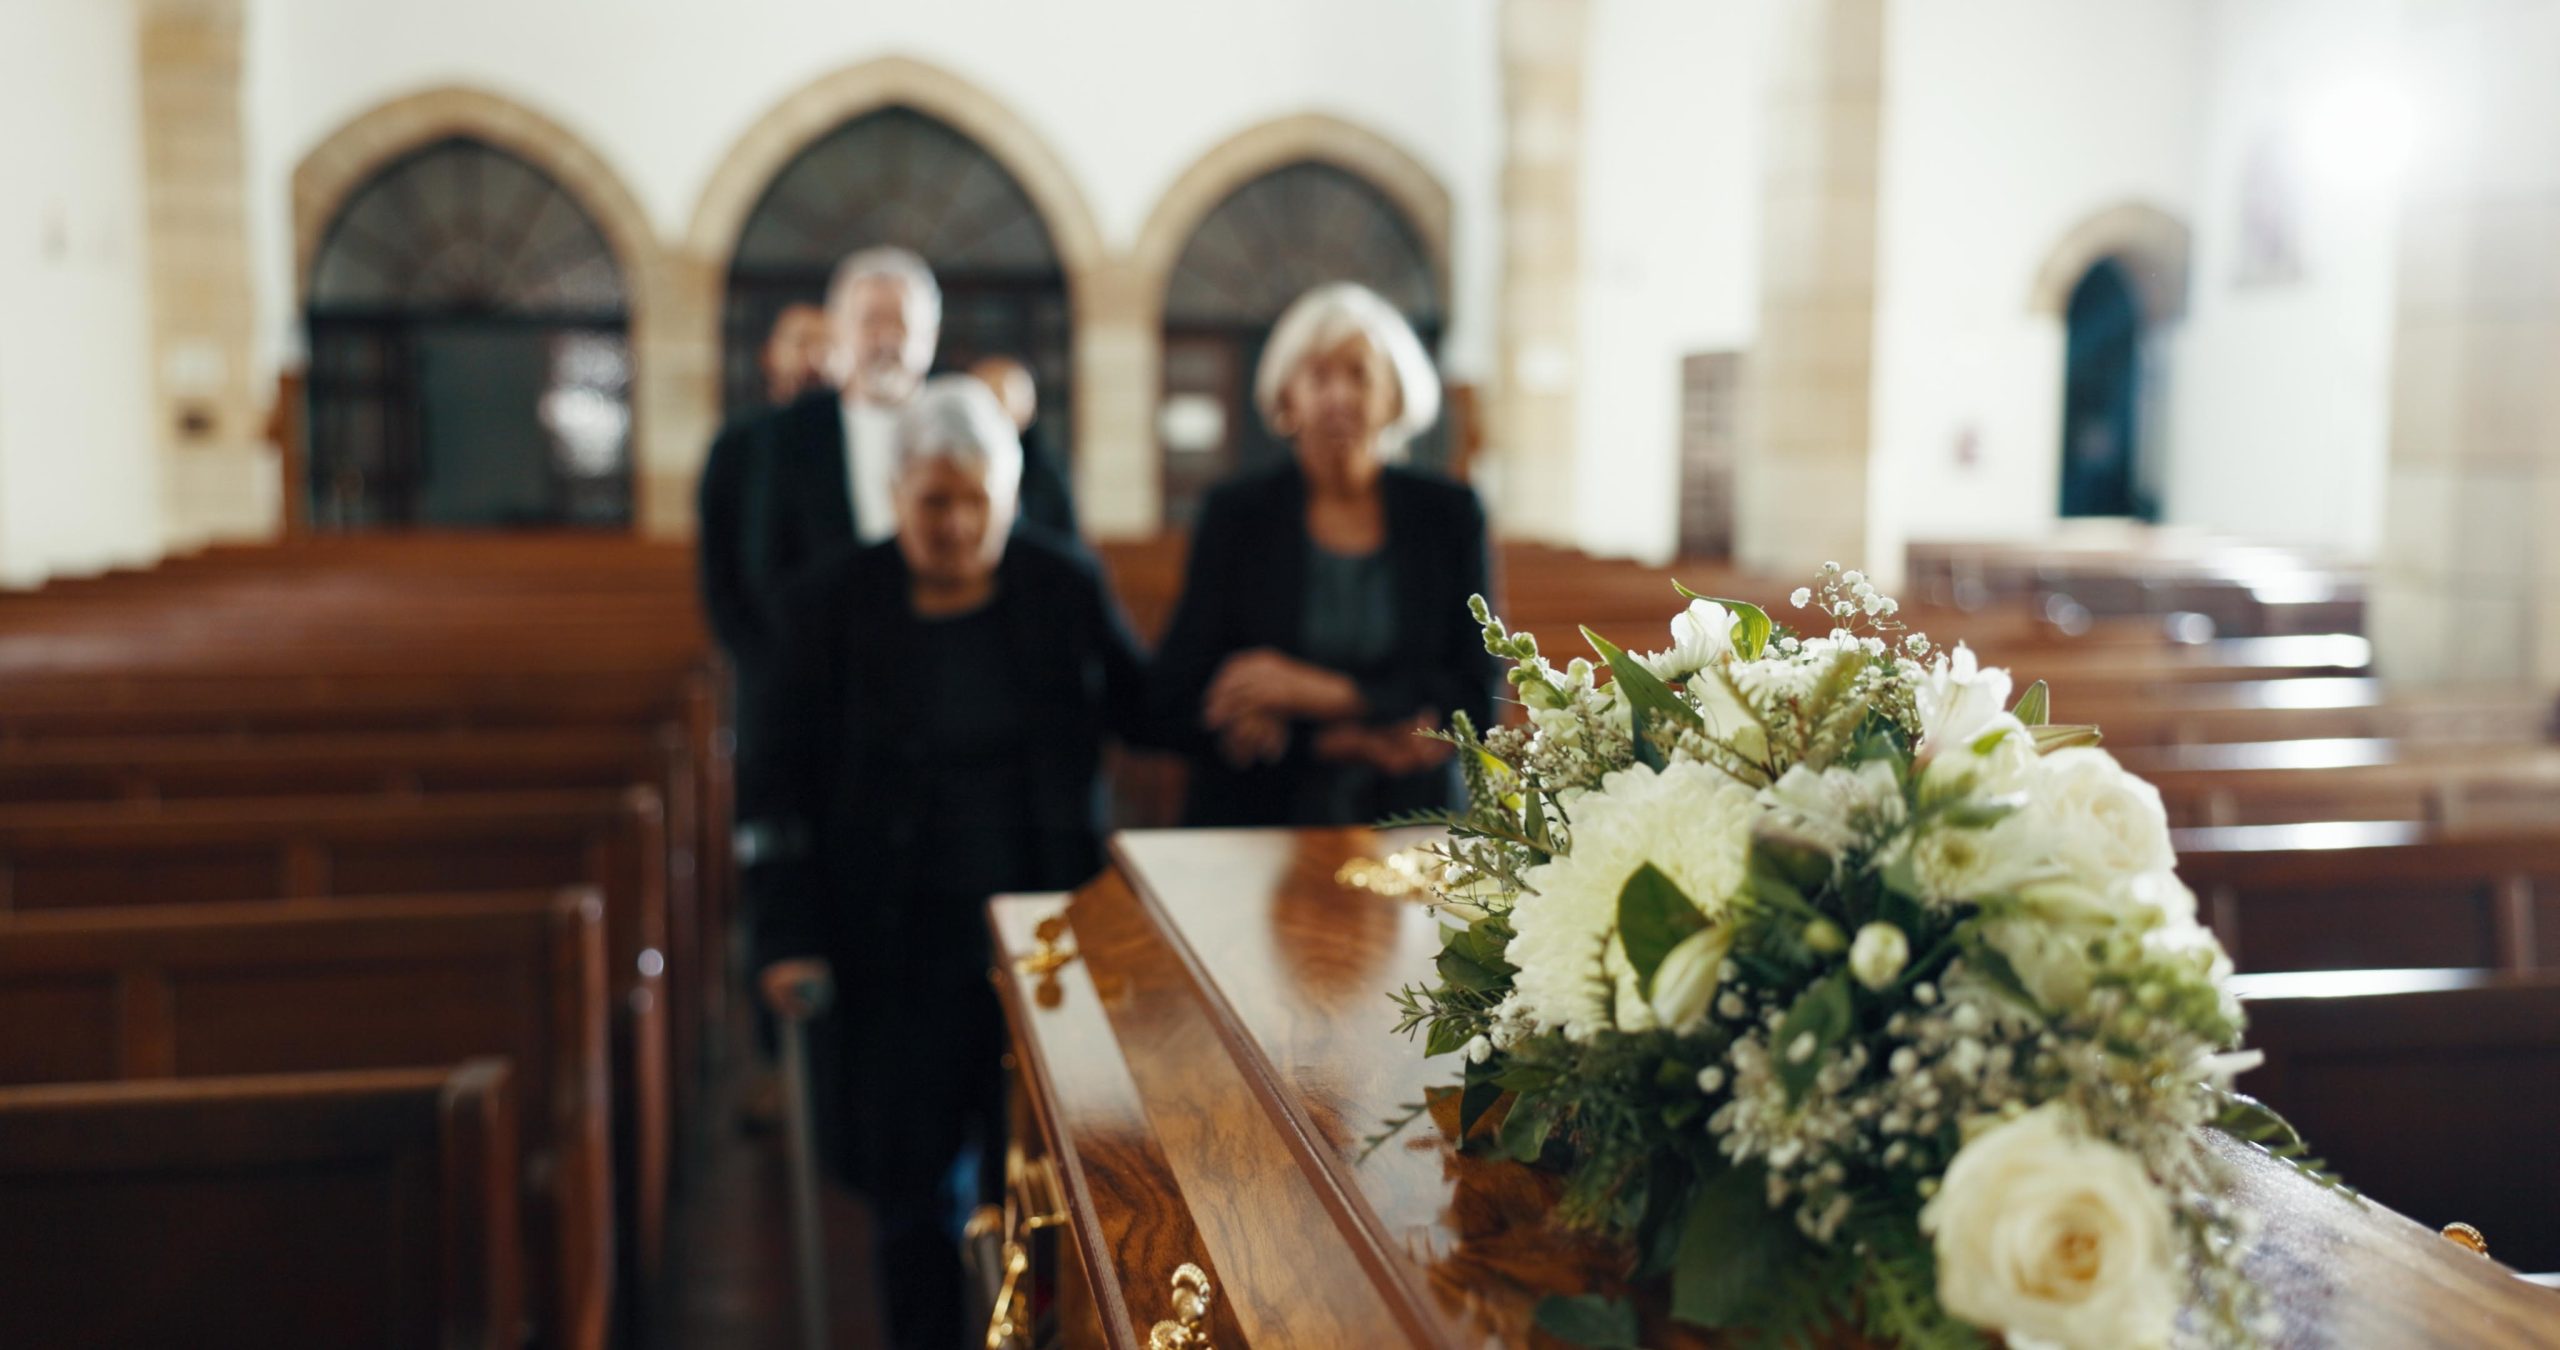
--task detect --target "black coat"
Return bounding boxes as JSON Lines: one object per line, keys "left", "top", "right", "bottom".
{"left": 1018, "top": 421, "right": 1080, "bottom": 543}
{"left": 750, "top": 529, "right": 1154, "bottom": 970}
{"left": 1151, "top": 461, "right": 1499, "bottom": 826}
{"left": 702, "top": 390, "right": 1085, "bottom": 818}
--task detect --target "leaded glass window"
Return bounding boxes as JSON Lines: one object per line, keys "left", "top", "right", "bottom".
{"left": 304, "top": 137, "right": 632, "bottom": 529}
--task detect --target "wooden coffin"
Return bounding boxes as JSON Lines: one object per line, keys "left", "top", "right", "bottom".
{"left": 986, "top": 827, "right": 2560, "bottom": 1349}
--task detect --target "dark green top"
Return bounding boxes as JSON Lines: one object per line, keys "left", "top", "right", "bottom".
{"left": 1293, "top": 547, "right": 1397, "bottom": 824}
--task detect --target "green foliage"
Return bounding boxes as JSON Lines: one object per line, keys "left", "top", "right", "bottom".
{"left": 2211, "top": 1088, "right": 2359, "bottom": 1197}
{"left": 1533, "top": 1294, "right": 1643, "bottom": 1349}
{"left": 1615, "top": 864, "right": 1707, "bottom": 997}
{"left": 1670, "top": 1164, "right": 1834, "bottom": 1332}
{"left": 1582, "top": 625, "right": 1703, "bottom": 770}
{"left": 2011, "top": 678, "right": 2051, "bottom": 727}
{"left": 1770, "top": 973, "right": 1854, "bottom": 1100}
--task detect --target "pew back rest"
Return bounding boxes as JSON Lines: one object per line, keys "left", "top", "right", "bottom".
{"left": 0, "top": 1061, "right": 521, "bottom": 1350}
{"left": 2237, "top": 967, "right": 2560, "bottom": 1274}
{"left": 2177, "top": 825, "right": 2560, "bottom": 974}
{"left": 0, "top": 892, "right": 610, "bottom": 1350}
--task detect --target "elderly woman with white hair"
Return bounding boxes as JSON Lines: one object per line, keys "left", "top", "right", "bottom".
{"left": 750, "top": 374, "right": 1152, "bottom": 1348}
{"left": 1153, "top": 281, "right": 1498, "bottom": 827}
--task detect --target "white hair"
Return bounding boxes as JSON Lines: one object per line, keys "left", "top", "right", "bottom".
{"left": 893, "top": 375, "right": 1024, "bottom": 502}
{"left": 827, "top": 245, "right": 943, "bottom": 337}
{"left": 1253, "top": 282, "right": 1442, "bottom": 454}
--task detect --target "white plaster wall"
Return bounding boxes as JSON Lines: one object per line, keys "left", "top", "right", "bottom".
{"left": 240, "top": 0, "right": 1502, "bottom": 383}
{"left": 2163, "top": 0, "right": 2403, "bottom": 559}
{"left": 1573, "top": 0, "right": 1772, "bottom": 563}
{"left": 0, "top": 0, "right": 165, "bottom": 586}
{"left": 1868, "top": 0, "right": 2209, "bottom": 577}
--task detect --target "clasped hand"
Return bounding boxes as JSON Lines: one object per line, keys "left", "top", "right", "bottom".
{"left": 1201, "top": 648, "right": 1451, "bottom": 774}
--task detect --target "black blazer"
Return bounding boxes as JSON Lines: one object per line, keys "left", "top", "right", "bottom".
{"left": 751, "top": 530, "right": 1154, "bottom": 968}
{"left": 1018, "top": 422, "right": 1080, "bottom": 543}
{"left": 1152, "top": 461, "right": 1498, "bottom": 826}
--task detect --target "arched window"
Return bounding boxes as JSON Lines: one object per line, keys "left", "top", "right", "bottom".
{"left": 723, "top": 106, "right": 1069, "bottom": 441}
{"left": 305, "top": 137, "right": 633, "bottom": 529}
{"left": 2057, "top": 259, "right": 2150, "bottom": 519}
{"left": 1159, "top": 162, "right": 1445, "bottom": 525}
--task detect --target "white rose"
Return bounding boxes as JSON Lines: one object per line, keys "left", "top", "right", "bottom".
{"left": 2028, "top": 749, "right": 2175, "bottom": 885}
{"left": 1915, "top": 645, "right": 2023, "bottom": 764}
{"left": 1639, "top": 597, "right": 1738, "bottom": 682}
{"left": 1848, "top": 922, "right": 1909, "bottom": 991}
{"left": 1648, "top": 924, "right": 1735, "bottom": 1033}
{"left": 1921, "top": 1105, "right": 2178, "bottom": 1350}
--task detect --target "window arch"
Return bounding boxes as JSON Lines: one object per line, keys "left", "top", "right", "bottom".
{"left": 1157, "top": 161, "right": 1446, "bottom": 525}
{"left": 721, "top": 106, "right": 1070, "bottom": 443}
{"left": 304, "top": 137, "right": 633, "bottom": 529}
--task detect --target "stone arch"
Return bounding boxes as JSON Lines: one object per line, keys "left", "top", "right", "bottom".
{"left": 2028, "top": 201, "right": 2192, "bottom": 326}
{"left": 292, "top": 86, "right": 658, "bottom": 319}
{"left": 289, "top": 87, "right": 684, "bottom": 530}
{"left": 1130, "top": 114, "right": 1453, "bottom": 323}
{"left": 670, "top": 58, "right": 1109, "bottom": 536}
{"left": 1078, "top": 114, "right": 1455, "bottom": 533}
{"left": 685, "top": 56, "right": 1105, "bottom": 299}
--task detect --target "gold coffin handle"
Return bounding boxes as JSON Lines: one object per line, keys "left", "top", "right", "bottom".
{"left": 1147, "top": 1262, "right": 1216, "bottom": 1350}
{"left": 2442, "top": 1222, "right": 2491, "bottom": 1257}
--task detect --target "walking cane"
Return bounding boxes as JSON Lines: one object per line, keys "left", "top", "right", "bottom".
{"left": 769, "top": 966, "right": 837, "bottom": 1350}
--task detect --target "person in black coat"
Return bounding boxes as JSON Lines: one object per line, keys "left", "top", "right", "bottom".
{"left": 969, "top": 354, "right": 1081, "bottom": 543}
{"left": 751, "top": 375, "right": 1153, "bottom": 1350}
{"left": 1153, "top": 282, "right": 1498, "bottom": 827}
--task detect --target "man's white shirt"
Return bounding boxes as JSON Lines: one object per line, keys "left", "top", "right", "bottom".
{"left": 840, "top": 395, "right": 903, "bottom": 545}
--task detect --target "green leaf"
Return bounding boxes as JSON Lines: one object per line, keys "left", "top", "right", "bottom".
{"left": 1436, "top": 945, "right": 1502, "bottom": 993}
{"left": 1673, "top": 581, "right": 1776, "bottom": 660}
{"left": 1533, "top": 1293, "right": 1642, "bottom": 1349}
{"left": 1584, "top": 625, "right": 1704, "bottom": 770}
{"left": 1959, "top": 938, "right": 2042, "bottom": 1014}
{"left": 1457, "top": 1078, "right": 1504, "bottom": 1143}
{"left": 2030, "top": 723, "right": 2103, "bottom": 753}
{"left": 1772, "top": 973, "right": 1853, "bottom": 1099}
{"left": 1633, "top": 1158, "right": 1695, "bottom": 1279}
{"left": 1499, "top": 1093, "right": 1563, "bottom": 1164}
{"left": 1424, "top": 1018, "right": 1471, "bottom": 1059}
{"left": 1671, "top": 1164, "right": 1810, "bottom": 1328}
{"left": 1523, "top": 784, "right": 1554, "bottom": 861}
{"left": 1938, "top": 794, "right": 2024, "bottom": 829}
{"left": 1616, "top": 863, "right": 1708, "bottom": 996}
{"left": 2011, "top": 679, "right": 2051, "bottom": 727}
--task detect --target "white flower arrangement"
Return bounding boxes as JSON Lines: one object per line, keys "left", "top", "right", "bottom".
{"left": 1388, "top": 566, "right": 2323, "bottom": 1350}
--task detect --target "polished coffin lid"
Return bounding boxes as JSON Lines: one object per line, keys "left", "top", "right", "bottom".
{"left": 988, "top": 828, "right": 2560, "bottom": 1349}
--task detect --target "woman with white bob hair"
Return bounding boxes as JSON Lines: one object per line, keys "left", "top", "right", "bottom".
{"left": 1153, "top": 281, "right": 1498, "bottom": 827}
{"left": 751, "top": 374, "right": 1156, "bottom": 1348}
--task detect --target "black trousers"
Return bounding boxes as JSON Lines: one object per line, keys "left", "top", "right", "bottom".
{"left": 808, "top": 893, "right": 1006, "bottom": 1350}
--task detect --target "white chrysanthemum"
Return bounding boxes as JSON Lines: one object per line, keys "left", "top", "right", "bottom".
{"left": 1504, "top": 760, "right": 1763, "bottom": 1041}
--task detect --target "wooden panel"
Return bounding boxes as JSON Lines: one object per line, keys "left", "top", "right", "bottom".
{"left": 2238, "top": 968, "right": 2560, "bottom": 1279}
{"left": 0, "top": 977, "right": 118, "bottom": 1083}
{"left": 990, "top": 894, "right": 1221, "bottom": 1347}
{"left": 0, "top": 894, "right": 609, "bottom": 1350}
{"left": 1113, "top": 829, "right": 1685, "bottom": 1349}
{"left": 2176, "top": 825, "right": 2560, "bottom": 973}
{"left": 0, "top": 1061, "right": 521, "bottom": 1350}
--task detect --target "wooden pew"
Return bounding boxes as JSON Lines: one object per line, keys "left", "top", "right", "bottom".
{"left": 2235, "top": 967, "right": 2560, "bottom": 1274}
{"left": 0, "top": 728, "right": 718, "bottom": 1137}
{"left": 2175, "top": 823, "right": 2560, "bottom": 974}
{"left": 0, "top": 893, "right": 609, "bottom": 1350}
{"left": 0, "top": 789, "right": 674, "bottom": 1304}
{"left": 0, "top": 1061, "right": 521, "bottom": 1350}
{"left": 2130, "top": 741, "right": 2560, "bottom": 828}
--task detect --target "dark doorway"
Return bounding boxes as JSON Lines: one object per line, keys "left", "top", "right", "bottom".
{"left": 2058, "top": 258, "right": 2149, "bottom": 519}
{"left": 303, "top": 138, "right": 633, "bottom": 530}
